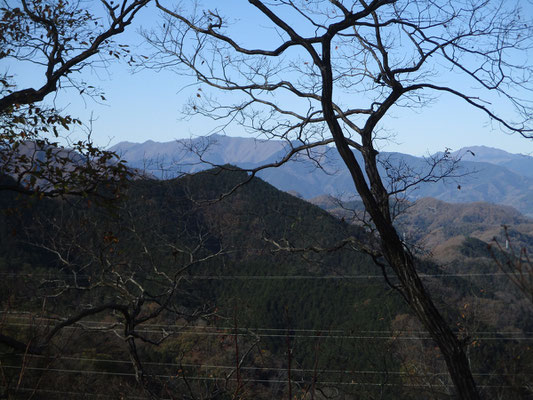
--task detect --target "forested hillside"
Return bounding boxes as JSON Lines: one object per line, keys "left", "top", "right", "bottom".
{"left": 1, "top": 170, "right": 532, "bottom": 399}
{"left": 3, "top": 0, "right": 533, "bottom": 399}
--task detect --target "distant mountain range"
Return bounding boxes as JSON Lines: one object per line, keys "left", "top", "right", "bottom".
{"left": 451, "top": 146, "right": 533, "bottom": 178}
{"left": 110, "top": 135, "right": 533, "bottom": 216}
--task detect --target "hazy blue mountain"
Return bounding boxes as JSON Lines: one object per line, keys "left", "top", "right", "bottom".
{"left": 111, "top": 135, "right": 286, "bottom": 178}
{"left": 111, "top": 136, "right": 533, "bottom": 216}
{"left": 452, "top": 145, "right": 533, "bottom": 178}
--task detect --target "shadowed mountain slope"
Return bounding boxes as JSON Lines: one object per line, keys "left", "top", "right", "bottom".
{"left": 2, "top": 168, "right": 533, "bottom": 399}
{"left": 111, "top": 136, "right": 533, "bottom": 216}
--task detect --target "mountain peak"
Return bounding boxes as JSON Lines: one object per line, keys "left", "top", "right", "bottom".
{"left": 453, "top": 145, "right": 529, "bottom": 162}
{"left": 109, "top": 136, "right": 533, "bottom": 216}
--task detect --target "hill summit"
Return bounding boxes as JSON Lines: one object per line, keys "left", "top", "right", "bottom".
{"left": 111, "top": 136, "right": 533, "bottom": 216}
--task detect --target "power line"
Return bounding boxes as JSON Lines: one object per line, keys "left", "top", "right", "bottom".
{"left": 5, "top": 320, "right": 533, "bottom": 341}
{"left": 3, "top": 321, "right": 533, "bottom": 341}
{"left": 0, "top": 386, "right": 153, "bottom": 399}
{"left": 0, "top": 322, "right": 432, "bottom": 340}
{"left": 5, "top": 354, "right": 532, "bottom": 378}
{"left": 0, "top": 356, "right": 429, "bottom": 377}
{"left": 0, "top": 366, "right": 528, "bottom": 390}
{"left": 0, "top": 271, "right": 516, "bottom": 279}
{"left": 3, "top": 311, "right": 532, "bottom": 336}
{"left": 1, "top": 365, "right": 136, "bottom": 377}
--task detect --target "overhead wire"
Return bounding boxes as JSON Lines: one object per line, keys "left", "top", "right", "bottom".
{"left": 0, "top": 386, "right": 156, "bottom": 399}
{"left": 0, "top": 271, "right": 517, "bottom": 279}
{"left": 0, "top": 366, "right": 529, "bottom": 390}
{"left": 3, "top": 354, "right": 532, "bottom": 378}
{"left": 3, "top": 311, "right": 532, "bottom": 336}
{"left": 3, "top": 321, "right": 533, "bottom": 341}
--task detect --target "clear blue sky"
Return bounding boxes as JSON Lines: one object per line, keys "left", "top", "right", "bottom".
{"left": 4, "top": 0, "right": 533, "bottom": 156}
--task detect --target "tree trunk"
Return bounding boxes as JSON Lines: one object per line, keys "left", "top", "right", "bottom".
{"left": 320, "top": 67, "right": 480, "bottom": 399}
{"left": 380, "top": 230, "right": 480, "bottom": 400}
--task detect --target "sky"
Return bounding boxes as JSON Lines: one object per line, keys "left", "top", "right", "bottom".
{"left": 4, "top": 0, "right": 533, "bottom": 157}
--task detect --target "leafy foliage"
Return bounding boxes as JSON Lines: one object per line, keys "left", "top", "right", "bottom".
{"left": 0, "top": 0, "right": 149, "bottom": 199}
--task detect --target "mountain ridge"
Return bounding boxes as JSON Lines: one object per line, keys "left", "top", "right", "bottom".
{"left": 110, "top": 136, "right": 533, "bottom": 216}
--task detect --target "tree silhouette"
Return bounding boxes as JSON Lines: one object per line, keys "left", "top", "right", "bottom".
{"left": 145, "top": 1, "right": 533, "bottom": 398}
{"left": 1, "top": 0, "right": 150, "bottom": 198}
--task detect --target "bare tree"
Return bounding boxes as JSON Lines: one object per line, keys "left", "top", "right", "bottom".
{"left": 0, "top": 0, "right": 151, "bottom": 198}
{"left": 0, "top": 180, "right": 226, "bottom": 398}
{"left": 144, "top": 1, "right": 533, "bottom": 399}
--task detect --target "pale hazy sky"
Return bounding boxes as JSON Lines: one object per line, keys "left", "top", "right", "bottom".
{"left": 5, "top": 0, "right": 533, "bottom": 156}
